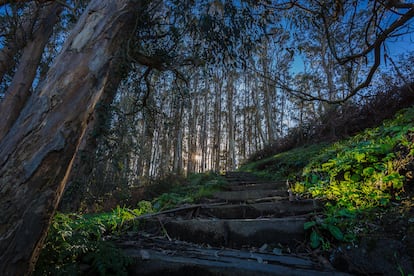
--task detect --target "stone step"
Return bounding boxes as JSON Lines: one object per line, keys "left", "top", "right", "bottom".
{"left": 213, "top": 189, "right": 287, "bottom": 202}
{"left": 159, "top": 217, "right": 307, "bottom": 248}
{"left": 199, "top": 200, "right": 321, "bottom": 219}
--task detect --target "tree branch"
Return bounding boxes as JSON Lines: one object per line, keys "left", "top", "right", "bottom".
{"left": 338, "top": 7, "right": 414, "bottom": 64}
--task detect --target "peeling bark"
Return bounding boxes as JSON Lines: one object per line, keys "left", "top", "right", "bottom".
{"left": 0, "top": 1, "right": 139, "bottom": 274}
{"left": 59, "top": 69, "right": 126, "bottom": 212}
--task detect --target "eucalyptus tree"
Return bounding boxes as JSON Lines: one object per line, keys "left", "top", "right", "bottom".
{"left": 271, "top": 0, "right": 414, "bottom": 102}
{"left": 1, "top": 0, "right": 413, "bottom": 274}
{"left": 0, "top": 0, "right": 272, "bottom": 273}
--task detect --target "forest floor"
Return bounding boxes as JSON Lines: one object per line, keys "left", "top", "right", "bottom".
{"left": 114, "top": 171, "right": 414, "bottom": 275}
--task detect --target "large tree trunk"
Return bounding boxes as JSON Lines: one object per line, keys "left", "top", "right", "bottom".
{"left": 0, "top": 1, "right": 138, "bottom": 274}
{"left": 59, "top": 69, "right": 126, "bottom": 212}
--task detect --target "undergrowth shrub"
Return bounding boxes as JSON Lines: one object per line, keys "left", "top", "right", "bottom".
{"left": 242, "top": 106, "right": 414, "bottom": 250}
{"left": 35, "top": 202, "right": 154, "bottom": 275}
{"left": 296, "top": 107, "right": 414, "bottom": 210}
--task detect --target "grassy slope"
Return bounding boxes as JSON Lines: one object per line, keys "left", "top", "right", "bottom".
{"left": 240, "top": 106, "right": 414, "bottom": 255}
{"left": 240, "top": 106, "right": 414, "bottom": 211}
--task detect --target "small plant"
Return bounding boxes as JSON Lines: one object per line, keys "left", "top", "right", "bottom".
{"left": 35, "top": 203, "right": 155, "bottom": 275}
{"left": 304, "top": 208, "right": 357, "bottom": 249}
{"left": 293, "top": 107, "right": 414, "bottom": 211}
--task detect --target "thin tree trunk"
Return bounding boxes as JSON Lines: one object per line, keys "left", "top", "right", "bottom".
{"left": 173, "top": 100, "right": 184, "bottom": 174}
{"left": 0, "top": 2, "right": 41, "bottom": 83}
{"left": 143, "top": 118, "right": 154, "bottom": 177}
{"left": 200, "top": 88, "right": 209, "bottom": 172}
{"left": 213, "top": 78, "right": 222, "bottom": 172}
{"left": 227, "top": 75, "right": 236, "bottom": 171}
{"left": 0, "top": 1, "right": 139, "bottom": 274}
{"left": 0, "top": 2, "right": 62, "bottom": 141}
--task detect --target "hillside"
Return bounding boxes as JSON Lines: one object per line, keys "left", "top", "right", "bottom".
{"left": 240, "top": 106, "right": 414, "bottom": 274}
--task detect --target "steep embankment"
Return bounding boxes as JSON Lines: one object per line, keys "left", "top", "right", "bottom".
{"left": 239, "top": 106, "right": 414, "bottom": 275}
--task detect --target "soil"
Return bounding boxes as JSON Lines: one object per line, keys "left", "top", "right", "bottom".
{"left": 332, "top": 198, "right": 414, "bottom": 275}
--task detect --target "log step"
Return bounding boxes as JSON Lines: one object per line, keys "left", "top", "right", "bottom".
{"left": 162, "top": 217, "right": 307, "bottom": 247}
{"left": 120, "top": 237, "right": 350, "bottom": 276}
{"left": 225, "top": 182, "right": 286, "bottom": 191}
{"left": 200, "top": 200, "right": 321, "bottom": 219}
{"left": 213, "top": 190, "right": 287, "bottom": 202}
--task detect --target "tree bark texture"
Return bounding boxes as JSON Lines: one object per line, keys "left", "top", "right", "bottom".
{"left": 0, "top": 1, "right": 138, "bottom": 274}
{"left": 59, "top": 66, "right": 126, "bottom": 212}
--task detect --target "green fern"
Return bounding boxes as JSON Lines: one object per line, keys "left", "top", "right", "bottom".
{"left": 34, "top": 204, "right": 152, "bottom": 275}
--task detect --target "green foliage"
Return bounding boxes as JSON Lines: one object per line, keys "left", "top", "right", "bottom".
{"left": 242, "top": 106, "right": 414, "bottom": 250}
{"left": 35, "top": 202, "right": 154, "bottom": 275}
{"left": 304, "top": 208, "right": 357, "bottom": 250}
{"left": 152, "top": 172, "right": 226, "bottom": 211}
{"left": 298, "top": 107, "right": 414, "bottom": 211}
{"left": 82, "top": 242, "right": 132, "bottom": 276}
{"left": 297, "top": 108, "right": 414, "bottom": 249}
{"left": 37, "top": 172, "right": 225, "bottom": 274}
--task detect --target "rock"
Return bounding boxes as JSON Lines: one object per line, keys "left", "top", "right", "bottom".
{"left": 332, "top": 238, "right": 414, "bottom": 275}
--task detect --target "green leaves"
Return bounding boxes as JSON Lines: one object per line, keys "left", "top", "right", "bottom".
{"left": 304, "top": 221, "right": 316, "bottom": 230}
{"left": 297, "top": 107, "right": 414, "bottom": 251}
{"left": 305, "top": 218, "right": 344, "bottom": 249}
{"left": 326, "top": 224, "right": 343, "bottom": 241}
{"left": 310, "top": 231, "right": 322, "bottom": 249}
{"left": 299, "top": 107, "right": 414, "bottom": 210}
{"left": 362, "top": 167, "right": 375, "bottom": 177}
{"left": 35, "top": 205, "right": 150, "bottom": 275}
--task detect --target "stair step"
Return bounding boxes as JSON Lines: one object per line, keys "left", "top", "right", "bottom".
{"left": 200, "top": 200, "right": 321, "bottom": 219}
{"left": 225, "top": 182, "right": 286, "bottom": 191}
{"left": 125, "top": 248, "right": 348, "bottom": 275}
{"left": 160, "top": 217, "right": 307, "bottom": 247}
{"left": 213, "top": 190, "right": 287, "bottom": 202}
{"left": 118, "top": 173, "right": 342, "bottom": 274}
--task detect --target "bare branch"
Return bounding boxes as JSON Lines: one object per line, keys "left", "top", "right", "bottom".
{"left": 338, "top": 7, "right": 414, "bottom": 64}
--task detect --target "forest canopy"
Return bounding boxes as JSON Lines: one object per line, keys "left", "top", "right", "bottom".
{"left": 0, "top": 0, "right": 413, "bottom": 274}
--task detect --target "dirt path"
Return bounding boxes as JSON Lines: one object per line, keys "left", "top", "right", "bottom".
{"left": 117, "top": 172, "right": 350, "bottom": 275}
